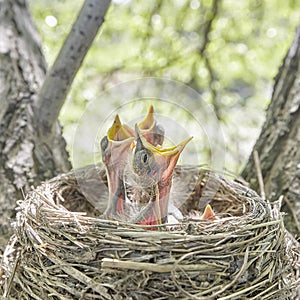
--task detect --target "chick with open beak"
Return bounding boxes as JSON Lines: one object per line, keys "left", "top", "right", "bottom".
{"left": 100, "top": 115, "right": 134, "bottom": 216}
{"left": 130, "top": 125, "right": 192, "bottom": 226}
{"left": 101, "top": 105, "right": 164, "bottom": 217}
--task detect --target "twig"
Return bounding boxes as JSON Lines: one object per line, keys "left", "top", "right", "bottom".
{"left": 2, "top": 236, "right": 20, "bottom": 298}
{"left": 253, "top": 150, "right": 266, "bottom": 200}
{"left": 47, "top": 255, "right": 112, "bottom": 299}
{"left": 218, "top": 278, "right": 271, "bottom": 300}
{"left": 3, "top": 166, "right": 298, "bottom": 298}
{"left": 210, "top": 247, "right": 249, "bottom": 298}
{"left": 188, "top": 0, "right": 221, "bottom": 119}
{"left": 35, "top": 0, "right": 111, "bottom": 135}
{"left": 101, "top": 258, "right": 222, "bottom": 273}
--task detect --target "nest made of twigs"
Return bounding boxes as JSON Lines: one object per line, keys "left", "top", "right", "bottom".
{"left": 1, "top": 164, "right": 299, "bottom": 299}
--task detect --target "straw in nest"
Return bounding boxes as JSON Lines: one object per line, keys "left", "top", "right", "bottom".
{"left": 0, "top": 165, "right": 299, "bottom": 299}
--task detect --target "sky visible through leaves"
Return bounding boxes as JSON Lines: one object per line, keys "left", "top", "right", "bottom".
{"left": 28, "top": 0, "right": 300, "bottom": 174}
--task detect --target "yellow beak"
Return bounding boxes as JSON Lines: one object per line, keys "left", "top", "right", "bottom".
{"left": 101, "top": 115, "right": 134, "bottom": 216}
{"left": 107, "top": 114, "right": 134, "bottom": 142}
{"left": 131, "top": 126, "right": 192, "bottom": 226}
{"left": 138, "top": 105, "right": 164, "bottom": 146}
{"left": 135, "top": 126, "right": 192, "bottom": 183}
{"left": 138, "top": 105, "right": 155, "bottom": 130}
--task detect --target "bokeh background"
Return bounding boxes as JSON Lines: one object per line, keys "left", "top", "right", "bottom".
{"left": 27, "top": 0, "right": 300, "bottom": 173}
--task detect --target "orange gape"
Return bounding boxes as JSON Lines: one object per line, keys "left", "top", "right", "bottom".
{"left": 100, "top": 114, "right": 134, "bottom": 217}
{"left": 130, "top": 126, "right": 192, "bottom": 228}
{"left": 101, "top": 105, "right": 165, "bottom": 218}
{"left": 201, "top": 204, "right": 218, "bottom": 221}
{"left": 101, "top": 105, "right": 192, "bottom": 229}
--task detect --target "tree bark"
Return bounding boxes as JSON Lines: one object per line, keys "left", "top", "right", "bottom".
{"left": 0, "top": 0, "right": 111, "bottom": 250}
{"left": 242, "top": 25, "right": 300, "bottom": 237}
{"left": 35, "top": 0, "right": 111, "bottom": 135}
{"left": 0, "top": 0, "right": 71, "bottom": 249}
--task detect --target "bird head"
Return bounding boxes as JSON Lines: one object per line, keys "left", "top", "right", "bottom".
{"left": 133, "top": 125, "right": 192, "bottom": 187}
{"left": 101, "top": 114, "right": 134, "bottom": 215}
{"left": 101, "top": 114, "right": 134, "bottom": 166}
{"left": 131, "top": 125, "right": 192, "bottom": 225}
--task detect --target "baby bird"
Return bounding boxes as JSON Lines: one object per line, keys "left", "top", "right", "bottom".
{"left": 101, "top": 105, "right": 165, "bottom": 217}
{"left": 101, "top": 115, "right": 134, "bottom": 216}
{"left": 129, "top": 126, "right": 192, "bottom": 226}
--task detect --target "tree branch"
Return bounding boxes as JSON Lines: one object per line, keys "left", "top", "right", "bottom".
{"left": 187, "top": 0, "right": 221, "bottom": 118}
{"left": 241, "top": 25, "right": 300, "bottom": 236}
{"left": 198, "top": 0, "right": 219, "bottom": 56}
{"left": 35, "top": 0, "right": 111, "bottom": 135}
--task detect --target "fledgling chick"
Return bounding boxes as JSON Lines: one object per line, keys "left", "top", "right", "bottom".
{"left": 101, "top": 115, "right": 134, "bottom": 216}
{"left": 101, "top": 105, "right": 165, "bottom": 218}
{"left": 128, "top": 125, "right": 192, "bottom": 227}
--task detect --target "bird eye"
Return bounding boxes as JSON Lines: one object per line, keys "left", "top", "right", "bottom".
{"left": 141, "top": 152, "right": 148, "bottom": 164}
{"left": 100, "top": 136, "right": 109, "bottom": 152}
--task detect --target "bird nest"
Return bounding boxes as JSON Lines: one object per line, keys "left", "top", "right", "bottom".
{"left": 1, "top": 164, "right": 299, "bottom": 299}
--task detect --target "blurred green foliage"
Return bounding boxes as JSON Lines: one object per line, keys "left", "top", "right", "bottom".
{"left": 27, "top": 0, "right": 300, "bottom": 173}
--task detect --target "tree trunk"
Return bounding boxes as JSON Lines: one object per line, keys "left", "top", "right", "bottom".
{"left": 242, "top": 25, "right": 300, "bottom": 238}
{"left": 0, "top": 0, "right": 71, "bottom": 249}
{"left": 0, "top": 0, "right": 111, "bottom": 250}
